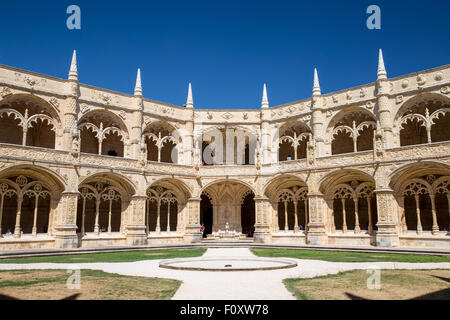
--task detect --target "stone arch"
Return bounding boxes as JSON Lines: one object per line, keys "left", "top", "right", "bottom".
{"left": 142, "top": 121, "right": 180, "bottom": 163}
{"left": 320, "top": 169, "right": 377, "bottom": 234}
{"left": 198, "top": 125, "right": 258, "bottom": 165}
{"left": 326, "top": 107, "right": 376, "bottom": 155}
{"left": 278, "top": 120, "right": 312, "bottom": 161}
{"left": 78, "top": 109, "right": 129, "bottom": 157}
{"left": 263, "top": 175, "right": 309, "bottom": 233}
{"left": 79, "top": 172, "right": 136, "bottom": 197}
{"left": 0, "top": 165, "right": 65, "bottom": 238}
{"left": 77, "top": 172, "right": 135, "bottom": 236}
{"left": 144, "top": 178, "right": 192, "bottom": 234}
{"left": 389, "top": 161, "right": 450, "bottom": 234}
{"left": 199, "top": 180, "right": 255, "bottom": 236}
{"left": 394, "top": 93, "right": 450, "bottom": 146}
{"left": 0, "top": 94, "right": 62, "bottom": 148}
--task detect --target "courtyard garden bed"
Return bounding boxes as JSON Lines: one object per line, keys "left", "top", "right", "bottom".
{"left": 251, "top": 248, "right": 450, "bottom": 263}
{"left": 284, "top": 269, "right": 450, "bottom": 300}
{"left": 0, "top": 248, "right": 206, "bottom": 264}
{"left": 0, "top": 269, "right": 181, "bottom": 300}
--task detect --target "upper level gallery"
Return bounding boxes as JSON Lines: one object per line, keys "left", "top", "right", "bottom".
{"left": 0, "top": 50, "right": 449, "bottom": 174}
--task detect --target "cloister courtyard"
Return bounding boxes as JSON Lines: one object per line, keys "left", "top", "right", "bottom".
{"left": 0, "top": 246, "right": 449, "bottom": 300}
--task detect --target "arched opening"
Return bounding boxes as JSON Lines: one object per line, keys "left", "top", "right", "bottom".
{"left": 200, "top": 181, "right": 255, "bottom": 238}
{"left": 77, "top": 173, "right": 134, "bottom": 236}
{"left": 320, "top": 170, "right": 378, "bottom": 234}
{"left": 201, "top": 127, "right": 256, "bottom": 165}
{"left": 398, "top": 97, "right": 450, "bottom": 147}
{"left": 0, "top": 176, "right": 52, "bottom": 237}
{"left": 143, "top": 122, "right": 179, "bottom": 164}
{"left": 278, "top": 122, "right": 310, "bottom": 161}
{"left": 399, "top": 175, "right": 449, "bottom": 234}
{"left": 264, "top": 175, "right": 309, "bottom": 234}
{"left": 241, "top": 192, "right": 255, "bottom": 236}
{"left": 0, "top": 96, "right": 58, "bottom": 149}
{"left": 329, "top": 110, "right": 376, "bottom": 155}
{"left": 200, "top": 194, "right": 213, "bottom": 237}
{"left": 78, "top": 111, "right": 127, "bottom": 157}
{"left": 76, "top": 183, "right": 123, "bottom": 235}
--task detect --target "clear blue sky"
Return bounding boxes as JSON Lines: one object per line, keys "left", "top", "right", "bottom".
{"left": 0, "top": 0, "right": 449, "bottom": 109}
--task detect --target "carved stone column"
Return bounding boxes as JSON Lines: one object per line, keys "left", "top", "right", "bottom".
{"left": 253, "top": 196, "right": 271, "bottom": 243}
{"left": 184, "top": 197, "right": 202, "bottom": 243}
{"left": 306, "top": 193, "right": 328, "bottom": 245}
{"left": 126, "top": 195, "right": 147, "bottom": 245}
{"left": 375, "top": 188, "right": 399, "bottom": 247}
{"left": 54, "top": 191, "right": 79, "bottom": 249}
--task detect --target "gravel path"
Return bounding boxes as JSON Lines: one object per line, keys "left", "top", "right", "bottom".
{"left": 0, "top": 248, "right": 449, "bottom": 300}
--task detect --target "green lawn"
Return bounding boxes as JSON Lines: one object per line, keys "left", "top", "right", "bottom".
{"left": 251, "top": 248, "right": 450, "bottom": 263}
{"left": 0, "top": 248, "right": 206, "bottom": 264}
{"left": 284, "top": 269, "right": 450, "bottom": 300}
{"left": 0, "top": 269, "right": 181, "bottom": 300}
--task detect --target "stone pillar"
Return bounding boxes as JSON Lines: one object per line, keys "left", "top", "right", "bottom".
{"left": 126, "top": 195, "right": 147, "bottom": 246}
{"left": 183, "top": 197, "right": 202, "bottom": 243}
{"left": 260, "top": 109, "right": 272, "bottom": 164}
{"left": 306, "top": 193, "right": 328, "bottom": 245}
{"left": 311, "top": 95, "right": 326, "bottom": 157}
{"left": 376, "top": 77, "right": 393, "bottom": 148}
{"left": 374, "top": 188, "right": 399, "bottom": 247}
{"left": 184, "top": 113, "right": 194, "bottom": 166}
{"left": 253, "top": 196, "right": 271, "bottom": 243}
{"left": 63, "top": 74, "right": 79, "bottom": 152}
{"left": 430, "top": 194, "right": 440, "bottom": 235}
{"left": 54, "top": 191, "right": 79, "bottom": 249}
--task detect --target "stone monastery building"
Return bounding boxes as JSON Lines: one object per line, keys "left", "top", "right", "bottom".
{"left": 0, "top": 50, "right": 449, "bottom": 250}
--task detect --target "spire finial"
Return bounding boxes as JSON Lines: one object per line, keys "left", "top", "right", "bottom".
{"left": 134, "top": 68, "right": 142, "bottom": 96}
{"left": 377, "top": 49, "right": 387, "bottom": 80}
{"left": 68, "top": 50, "right": 78, "bottom": 81}
{"left": 313, "top": 68, "right": 321, "bottom": 96}
{"left": 186, "top": 83, "right": 194, "bottom": 108}
{"left": 261, "top": 83, "right": 269, "bottom": 108}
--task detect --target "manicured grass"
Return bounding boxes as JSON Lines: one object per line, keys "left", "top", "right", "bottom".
{"left": 0, "top": 248, "right": 206, "bottom": 264}
{"left": 0, "top": 269, "right": 181, "bottom": 300}
{"left": 284, "top": 269, "right": 450, "bottom": 300}
{"left": 251, "top": 248, "right": 450, "bottom": 263}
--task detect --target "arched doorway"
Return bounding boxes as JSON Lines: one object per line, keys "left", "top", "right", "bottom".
{"left": 200, "top": 194, "right": 213, "bottom": 237}
{"left": 200, "top": 181, "right": 255, "bottom": 238}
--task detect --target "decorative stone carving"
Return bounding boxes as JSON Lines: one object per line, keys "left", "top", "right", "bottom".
{"left": 243, "top": 112, "right": 248, "bottom": 120}
{"left": 434, "top": 72, "right": 443, "bottom": 81}
{"left": 396, "top": 95, "right": 404, "bottom": 104}
{"left": 365, "top": 101, "right": 374, "bottom": 110}
{"left": 80, "top": 104, "right": 90, "bottom": 114}
{"left": 417, "top": 74, "right": 427, "bottom": 86}
{"left": 441, "top": 86, "right": 450, "bottom": 94}
{"left": 0, "top": 87, "right": 12, "bottom": 98}
{"left": 346, "top": 92, "right": 352, "bottom": 100}
{"left": 360, "top": 88, "right": 367, "bottom": 97}
{"left": 119, "top": 110, "right": 126, "bottom": 120}
{"left": 49, "top": 97, "right": 60, "bottom": 111}
{"left": 401, "top": 79, "right": 409, "bottom": 89}
{"left": 207, "top": 111, "right": 213, "bottom": 120}
{"left": 332, "top": 95, "right": 339, "bottom": 103}
{"left": 221, "top": 112, "right": 233, "bottom": 120}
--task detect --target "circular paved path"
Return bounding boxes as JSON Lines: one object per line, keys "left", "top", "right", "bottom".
{"left": 1, "top": 248, "right": 449, "bottom": 300}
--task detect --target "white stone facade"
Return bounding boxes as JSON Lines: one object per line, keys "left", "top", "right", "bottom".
{"left": 0, "top": 50, "right": 449, "bottom": 250}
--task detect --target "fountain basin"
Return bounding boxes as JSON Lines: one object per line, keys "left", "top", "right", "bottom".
{"left": 159, "top": 257, "right": 297, "bottom": 272}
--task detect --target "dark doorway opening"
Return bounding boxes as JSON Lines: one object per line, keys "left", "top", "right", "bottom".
{"left": 241, "top": 193, "right": 255, "bottom": 237}
{"left": 200, "top": 194, "right": 213, "bottom": 237}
